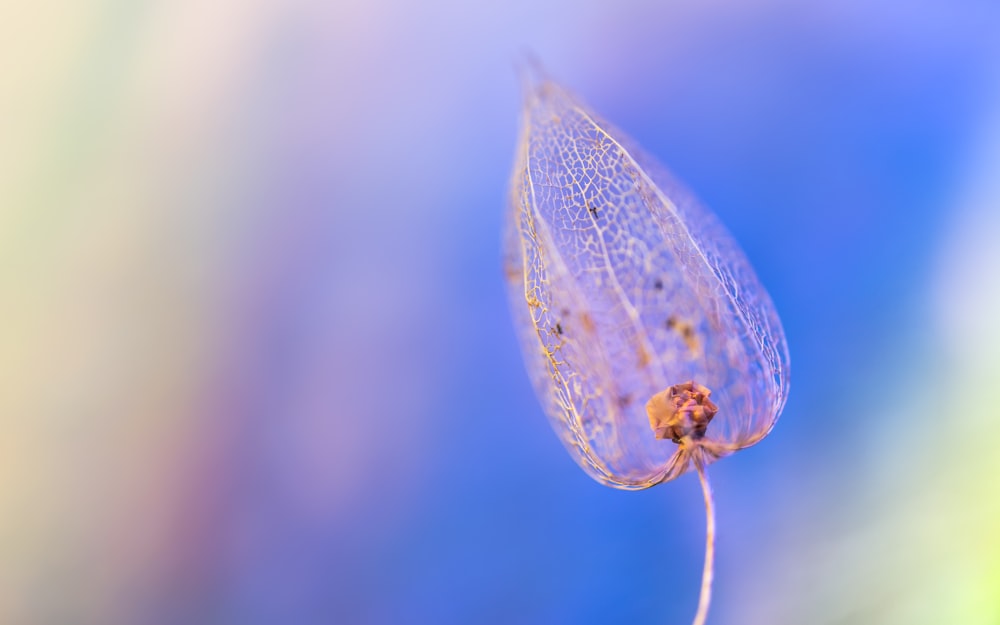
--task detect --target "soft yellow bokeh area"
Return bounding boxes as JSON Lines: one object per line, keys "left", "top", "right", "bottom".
{"left": 1, "top": 2, "right": 443, "bottom": 620}
{"left": 0, "top": 2, "right": 277, "bottom": 621}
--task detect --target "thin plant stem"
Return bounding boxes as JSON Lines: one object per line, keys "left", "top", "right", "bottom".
{"left": 691, "top": 452, "right": 715, "bottom": 625}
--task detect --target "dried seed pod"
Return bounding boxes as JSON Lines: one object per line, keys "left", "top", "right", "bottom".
{"left": 647, "top": 381, "right": 719, "bottom": 443}
{"left": 503, "top": 71, "right": 789, "bottom": 489}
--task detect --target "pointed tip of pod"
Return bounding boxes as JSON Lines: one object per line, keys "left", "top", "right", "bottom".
{"left": 513, "top": 52, "right": 566, "bottom": 111}
{"left": 514, "top": 50, "right": 548, "bottom": 90}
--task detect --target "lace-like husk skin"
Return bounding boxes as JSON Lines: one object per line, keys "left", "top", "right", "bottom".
{"left": 503, "top": 77, "right": 789, "bottom": 490}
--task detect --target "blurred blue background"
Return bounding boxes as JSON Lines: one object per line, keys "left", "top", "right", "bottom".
{"left": 2, "top": 1, "right": 1000, "bottom": 624}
